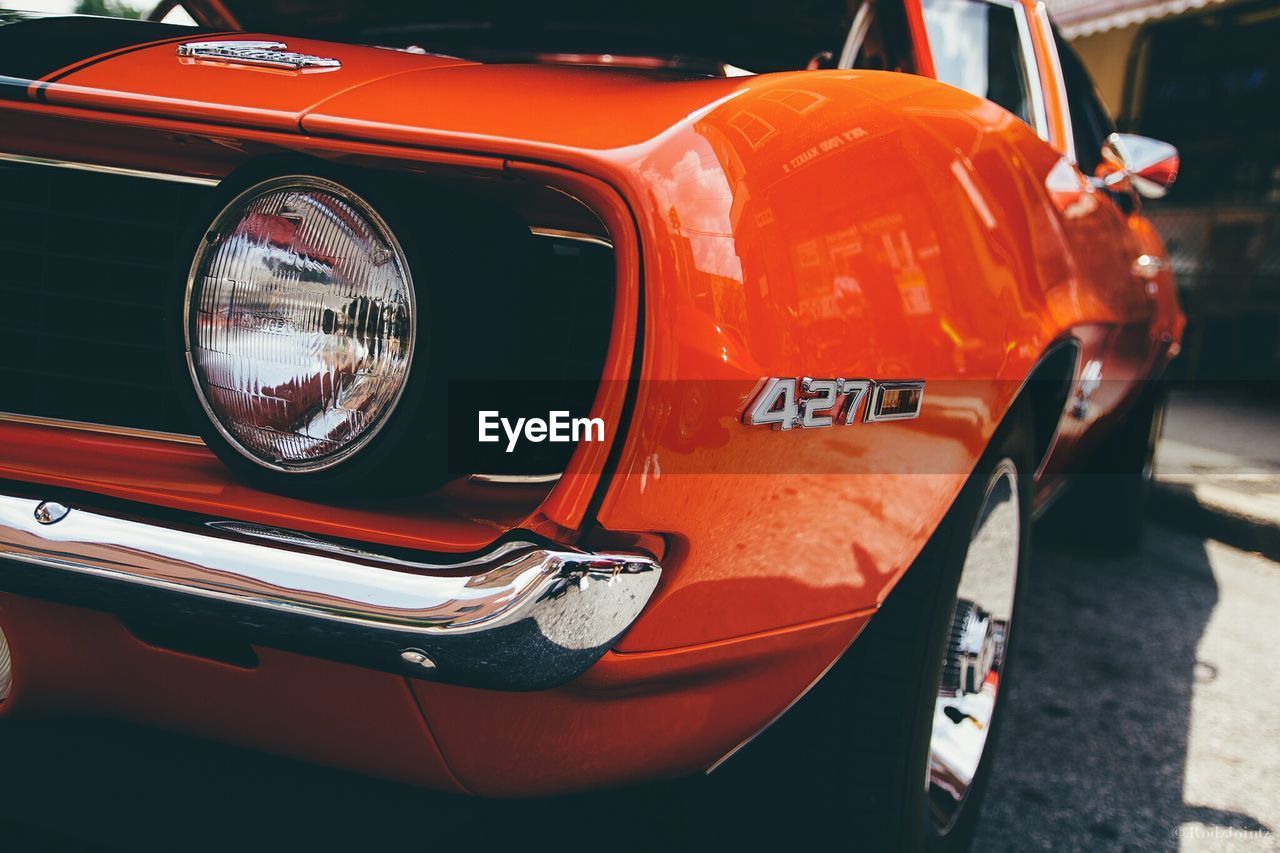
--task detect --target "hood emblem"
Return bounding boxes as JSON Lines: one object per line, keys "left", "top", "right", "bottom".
{"left": 176, "top": 40, "right": 341, "bottom": 71}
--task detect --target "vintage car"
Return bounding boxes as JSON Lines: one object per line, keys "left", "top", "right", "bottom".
{"left": 0, "top": 0, "right": 1182, "bottom": 848}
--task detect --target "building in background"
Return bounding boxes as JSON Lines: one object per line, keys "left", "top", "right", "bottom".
{"left": 1050, "top": 0, "right": 1280, "bottom": 380}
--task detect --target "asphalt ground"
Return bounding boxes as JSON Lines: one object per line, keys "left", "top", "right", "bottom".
{"left": 0, "top": 522, "right": 1277, "bottom": 851}
{"left": 974, "top": 525, "right": 1280, "bottom": 852}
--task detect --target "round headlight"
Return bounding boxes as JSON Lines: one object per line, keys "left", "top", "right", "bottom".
{"left": 185, "top": 175, "right": 415, "bottom": 472}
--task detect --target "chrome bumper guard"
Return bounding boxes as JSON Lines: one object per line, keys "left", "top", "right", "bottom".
{"left": 0, "top": 490, "right": 660, "bottom": 690}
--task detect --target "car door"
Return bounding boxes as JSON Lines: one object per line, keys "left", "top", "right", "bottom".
{"left": 921, "top": 0, "right": 1155, "bottom": 432}
{"left": 1049, "top": 28, "right": 1167, "bottom": 409}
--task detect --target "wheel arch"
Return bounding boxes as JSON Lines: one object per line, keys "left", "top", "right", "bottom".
{"left": 1018, "top": 338, "right": 1081, "bottom": 478}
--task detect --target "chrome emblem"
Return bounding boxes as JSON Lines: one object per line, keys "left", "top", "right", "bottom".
{"left": 743, "top": 378, "right": 924, "bottom": 429}
{"left": 176, "top": 40, "right": 341, "bottom": 70}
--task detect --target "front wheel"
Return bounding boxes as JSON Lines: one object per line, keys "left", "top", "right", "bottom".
{"left": 687, "top": 408, "right": 1034, "bottom": 850}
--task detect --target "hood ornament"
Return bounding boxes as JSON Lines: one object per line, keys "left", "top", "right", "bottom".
{"left": 177, "top": 40, "right": 340, "bottom": 70}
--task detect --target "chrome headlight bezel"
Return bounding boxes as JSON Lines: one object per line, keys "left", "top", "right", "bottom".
{"left": 182, "top": 173, "right": 417, "bottom": 475}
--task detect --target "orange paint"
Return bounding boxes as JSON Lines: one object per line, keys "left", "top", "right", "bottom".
{"left": 0, "top": 4, "right": 1182, "bottom": 794}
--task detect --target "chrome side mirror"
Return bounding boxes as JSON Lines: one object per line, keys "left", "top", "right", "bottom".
{"left": 1098, "top": 132, "right": 1180, "bottom": 199}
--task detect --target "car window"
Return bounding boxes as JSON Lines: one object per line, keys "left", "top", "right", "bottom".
{"left": 838, "top": 0, "right": 917, "bottom": 73}
{"left": 156, "top": 3, "right": 197, "bottom": 25}
{"left": 1052, "top": 27, "right": 1117, "bottom": 176}
{"left": 921, "top": 0, "right": 1038, "bottom": 130}
{"left": 30, "top": 1, "right": 197, "bottom": 25}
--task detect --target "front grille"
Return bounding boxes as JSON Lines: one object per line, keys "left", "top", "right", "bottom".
{"left": 0, "top": 160, "right": 210, "bottom": 433}
{"left": 0, "top": 160, "right": 616, "bottom": 455}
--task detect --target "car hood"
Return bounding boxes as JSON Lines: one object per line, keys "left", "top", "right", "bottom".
{"left": 181, "top": 0, "right": 851, "bottom": 75}
{"left": 0, "top": 13, "right": 470, "bottom": 131}
{"left": 1, "top": 14, "right": 747, "bottom": 153}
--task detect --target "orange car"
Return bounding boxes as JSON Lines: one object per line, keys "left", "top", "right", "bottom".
{"left": 0, "top": 1, "right": 1181, "bottom": 848}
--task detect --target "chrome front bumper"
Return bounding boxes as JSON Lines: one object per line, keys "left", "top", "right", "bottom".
{"left": 0, "top": 488, "right": 660, "bottom": 691}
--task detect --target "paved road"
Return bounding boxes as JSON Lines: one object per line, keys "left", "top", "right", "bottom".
{"left": 975, "top": 526, "right": 1280, "bottom": 852}
{"left": 1, "top": 524, "right": 1276, "bottom": 851}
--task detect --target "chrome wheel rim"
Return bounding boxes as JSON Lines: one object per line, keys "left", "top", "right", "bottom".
{"left": 1143, "top": 399, "right": 1165, "bottom": 483}
{"left": 927, "top": 459, "right": 1021, "bottom": 832}
{"left": 0, "top": 623, "right": 11, "bottom": 702}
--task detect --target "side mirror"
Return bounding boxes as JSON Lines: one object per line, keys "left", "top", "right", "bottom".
{"left": 1097, "top": 133, "right": 1180, "bottom": 199}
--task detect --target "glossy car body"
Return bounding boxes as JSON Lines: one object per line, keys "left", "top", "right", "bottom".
{"left": 0, "top": 2, "right": 1182, "bottom": 796}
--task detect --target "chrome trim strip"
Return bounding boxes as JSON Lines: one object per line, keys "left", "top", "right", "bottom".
{"left": 470, "top": 473, "right": 564, "bottom": 485}
{"left": 1035, "top": 1, "right": 1076, "bottom": 164}
{"left": 176, "top": 40, "right": 341, "bottom": 70}
{"left": 0, "top": 622, "right": 11, "bottom": 703}
{"left": 528, "top": 227, "right": 614, "bottom": 250}
{"left": 972, "top": 0, "right": 1050, "bottom": 141}
{"left": 0, "top": 490, "right": 660, "bottom": 690}
{"left": 0, "top": 151, "right": 220, "bottom": 187}
{"left": 0, "top": 420, "right": 567, "bottom": 482}
{"left": 837, "top": 0, "right": 876, "bottom": 69}
{"left": 0, "top": 412, "right": 204, "bottom": 445}
{"left": 1013, "top": 2, "right": 1051, "bottom": 143}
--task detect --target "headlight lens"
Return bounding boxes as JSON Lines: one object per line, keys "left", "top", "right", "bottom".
{"left": 185, "top": 176, "right": 415, "bottom": 472}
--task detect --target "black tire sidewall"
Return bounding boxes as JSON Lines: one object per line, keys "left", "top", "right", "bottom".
{"left": 919, "top": 432, "right": 1034, "bottom": 851}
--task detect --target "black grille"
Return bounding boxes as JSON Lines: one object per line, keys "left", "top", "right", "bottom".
{"left": 0, "top": 161, "right": 210, "bottom": 433}
{"left": 0, "top": 161, "right": 616, "bottom": 450}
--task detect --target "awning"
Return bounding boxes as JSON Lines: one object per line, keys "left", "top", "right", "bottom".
{"left": 1047, "top": 0, "right": 1229, "bottom": 37}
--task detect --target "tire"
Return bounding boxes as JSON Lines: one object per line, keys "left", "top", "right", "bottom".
{"left": 677, "top": 405, "right": 1035, "bottom": 850}
{"left": 1046, "top": 385, "right": 1166, "bottom": 552}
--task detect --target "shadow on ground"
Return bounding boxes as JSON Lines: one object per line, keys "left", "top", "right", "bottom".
{"left": 974, "top": 523, "right": 1271, "bottom": 851}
